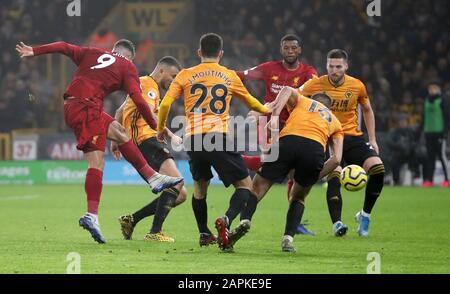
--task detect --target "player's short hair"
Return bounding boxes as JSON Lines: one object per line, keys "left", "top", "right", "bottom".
{"left": 280, "top": 34, "right": 302, "bottom": 47}
{"left": 113, "top": 39, "right": 136, "bottom": 58}
{"left": 199, "top": 33, "right": 223, "bottom": 58}
{"left": 327, "top": 49, "right": 348, "bottom": 61}
{"left": 158, "top": 56, "right": 182, "bottom": 70}
{"left": 312, "top": 93, "right": 332, "bottom": 108}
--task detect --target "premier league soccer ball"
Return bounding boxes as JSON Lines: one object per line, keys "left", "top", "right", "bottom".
{"left": 341, "top": 165, "right": 368, "bottom": 191}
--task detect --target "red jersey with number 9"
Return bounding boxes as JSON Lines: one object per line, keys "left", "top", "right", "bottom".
{"left": 33, "top": 42, "right": 141, "bottom": 101}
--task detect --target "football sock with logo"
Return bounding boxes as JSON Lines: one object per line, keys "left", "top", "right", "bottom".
{"left": 85, "top": 168, "right": 103, "bottom": 215}
{"left": 284, "top": 201, "right": 305, "bottom": 237}
{"left": 150, "top": 188, "right": 179, "bottom": 233}
{"left": 326, "top": 171, "right": 343, "bottom": 223}
{"left": 118, "top": 140, "right": 155, "bottom": 180}
{"left": 225, "top": 188, "right": 251, "bottom": 228}
{"left": 192, "top": 196, "right": 212, "bottom": 234}
{"left": 363, "top": 164, "right": 385, "bottom": 214}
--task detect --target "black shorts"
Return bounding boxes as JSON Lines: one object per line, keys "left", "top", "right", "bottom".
{"left": 341, "top": 135, "right": 379, "bottom": 166}
{"left": 138, "top": 137, "right": 174, "bottom": 172}
{"left": 185, "top": 133, "right": 249, "bottom": 187}
{"left": 259, "top": 135, "right": 325, "bottom": 187}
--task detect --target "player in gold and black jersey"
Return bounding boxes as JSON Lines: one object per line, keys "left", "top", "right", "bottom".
{"left": 112, "top": 56, "right": 187, "bottom": 243}
{"left": 300, "top": 49, "right": 385, "bottom": 237}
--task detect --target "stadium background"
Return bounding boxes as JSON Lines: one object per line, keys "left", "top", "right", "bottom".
{"left": 0, "top": 0, "right": 450, "bottom": 276}
{"left": 1, "top": 0, "right": 449, "bottom": 186}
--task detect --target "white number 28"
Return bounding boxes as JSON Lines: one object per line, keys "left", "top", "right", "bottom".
{"left": 90, "top": 54, "right": 116, "bottom": 69}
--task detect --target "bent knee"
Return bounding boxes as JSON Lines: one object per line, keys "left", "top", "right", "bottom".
{"left": 363, "top": 156, "right": 383, "bottom": 171}
{"left": 233, "top": 176, "right": 252, "bottom": 190}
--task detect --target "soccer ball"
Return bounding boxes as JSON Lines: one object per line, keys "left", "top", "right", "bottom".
{"left": 341, "top": 165, "right": 367, "bottom": 191}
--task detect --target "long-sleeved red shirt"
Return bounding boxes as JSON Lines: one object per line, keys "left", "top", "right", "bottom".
{"left": 33, "top": 42, "right": 156, "bottom": 129}
{"left": 236, "top": 61, "right": 317, "bottom": 125}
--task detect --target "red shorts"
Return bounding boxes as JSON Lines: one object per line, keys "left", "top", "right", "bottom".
{"left": 63, "top": 97, "right": 114, "bottom": 153}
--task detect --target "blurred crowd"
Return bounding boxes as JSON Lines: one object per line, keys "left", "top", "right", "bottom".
{"left": 1, "top": 1, "right": 449, "bottom": 157}
{"left": 0, "top": 0, "right": 448, "bottom": 184}
{"left": 0, "top": 0, "right": 114, "bottom": 131}
{"left": 195, "top": 0, "right": 449, "bottom": 133}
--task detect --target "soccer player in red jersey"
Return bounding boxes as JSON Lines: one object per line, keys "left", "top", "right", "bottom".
{"left": 16, "top": 40, "right": 183, "bottom": 244}
{"left": 236, "top": 34, "right": 317, "bottom": 235}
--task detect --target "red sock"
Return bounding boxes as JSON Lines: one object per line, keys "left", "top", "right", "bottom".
{"left": 85, "top": 168, "right": 103, "bottom": 215}
{"left": 242, "top": 155, "right": 262, "bottom": 172}
{"left": 118, "top": 140, "right": 155, "bottom": 180}
{"left": 287, "top": 179, "right": 294, "bottom": 202}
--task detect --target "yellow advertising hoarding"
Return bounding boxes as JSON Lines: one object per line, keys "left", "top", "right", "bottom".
{"left": 126, "top": 2, "right": 187, "bottom": 33}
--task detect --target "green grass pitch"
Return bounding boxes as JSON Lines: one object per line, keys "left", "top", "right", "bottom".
{"left": 0, "top": 184, "right": 449, "bottom": 273}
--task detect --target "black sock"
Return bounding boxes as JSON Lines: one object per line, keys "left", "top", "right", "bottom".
{"left": 150, "top": 188, "right": 178, "bottom": 233}
{"left": 363, "top": 164, "right": 385, "bottom": 214}
{"left": 326, "top": 171, "right": 343, "bottom": 224}
{"left": 240, "top": 193, "right": 258, "bottom": 221}
{"left": 225, "top": 188, "right": 251, "bottom": 228}
{"left": 132, "top": 197, "right": 159, "bottom": 225}
{"left": 192, "top": 195, "right": 211, "bottom": 234}
{"left": 284, "top": 201, "right": 305, "bottom": 237}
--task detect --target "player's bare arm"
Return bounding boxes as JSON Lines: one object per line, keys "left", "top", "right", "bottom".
{"left": 319, "top": 136, "right": 343, "bottom": 179}
{"left": 361, "top": 102, "right": 379, "bottom": 154}
{"left": 271, "top": 86, "right": 299, "bottom": 114}
{"left": 163, "top": 127, "right": 182, "bottom": 146}
{"left": 265, "top": 86, "right": 298, "bottom": 138}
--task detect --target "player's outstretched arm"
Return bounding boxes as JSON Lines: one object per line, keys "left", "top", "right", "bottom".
{"left": 271, "top": 86, "right": 299, "bottom": 116}
{"left": 319, "top": 135, "right": 343, "bottom": 179}
{"left": 15, "top": 42, "right": 34, "bottom": 58}
{"left": 236, "top": 66, "right": 264, "bottom": 81}
{"left": 17, "top": 41, "right": 85, "bottom": 65}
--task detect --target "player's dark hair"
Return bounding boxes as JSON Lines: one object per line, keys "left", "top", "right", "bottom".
{"left": 312, "top": 93, "right": 332, "bottom": 108}
{"left": 113, "top": 39, "right": 136, "bottom": 58}
{"left": 280, "top": 34, "right": 301, "bottom": 47}
{"left": 327, "top": 49, "right": 348, "bottom": 61}
{"left": 199, "top": 33, "right": 223, "bottom": 58}
{"left": 428, "top": 79, "right": 442, "bottom": 87}
{"left": 158, "top": 56, "right": 182, "bottom": 70}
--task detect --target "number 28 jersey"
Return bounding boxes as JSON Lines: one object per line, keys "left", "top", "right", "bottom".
{"left": 164, "top": 62, "right": 259, "bottom": 136}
